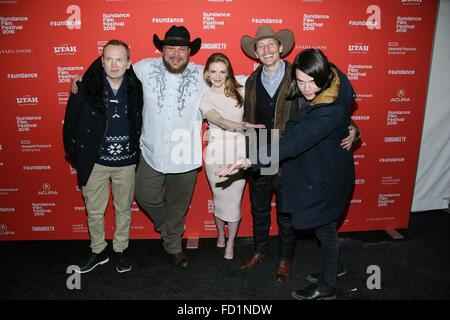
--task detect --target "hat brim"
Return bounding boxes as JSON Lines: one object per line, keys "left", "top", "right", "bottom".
{"left": 153, "top": 34, "right": 201, "bottom": 56}
{"left": 240, "top": 29, "right": 294, "bottom": 60}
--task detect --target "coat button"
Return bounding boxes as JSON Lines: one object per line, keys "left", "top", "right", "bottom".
{"left": 308, "top": 185, "right": 312, "bottom": 189}
{"left": 86, "top": 129, "right": 90, "bottom": 133}
{"left": 80, "top": 144, "right": 84, "bottom": 148}
{"left": 91, "top": 111, "right": 96, "bottom": 115}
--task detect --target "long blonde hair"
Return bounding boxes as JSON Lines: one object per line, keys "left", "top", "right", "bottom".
{"left": 203, "top": 53, "right": 243, "bottom": 108}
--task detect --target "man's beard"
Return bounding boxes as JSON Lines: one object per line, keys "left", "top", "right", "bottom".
{"left": 163, "top": 58, "right": 189, "bottom": 74}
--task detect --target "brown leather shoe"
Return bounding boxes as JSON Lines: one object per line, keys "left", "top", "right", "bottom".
{"left": 240, "top": 252, "right": 266, "bottom": 270}
{"left": 275, "top": 260, "right": 292, "bottom": 282}
{"left": 172, "top": 252, "right": 189, "bottom": 269}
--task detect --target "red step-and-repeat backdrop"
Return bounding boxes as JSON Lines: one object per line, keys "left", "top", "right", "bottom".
{"left": 0, "top": 0, "right": 438, "bottom": 240}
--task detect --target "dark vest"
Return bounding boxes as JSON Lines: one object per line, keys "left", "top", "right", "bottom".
{"left": 255, "top": 71, "right": 282, "bottom": 145}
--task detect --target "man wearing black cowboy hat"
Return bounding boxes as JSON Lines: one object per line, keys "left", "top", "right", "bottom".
{"left": 133, "top": 25, "right": 207, "bottom": 269}
{"left": 239, "top": 25, "right": 359, "bottom": 281}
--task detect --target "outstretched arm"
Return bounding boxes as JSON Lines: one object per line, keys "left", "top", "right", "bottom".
{"left": 203, "top": 109, "right": 265, "bottom": 130}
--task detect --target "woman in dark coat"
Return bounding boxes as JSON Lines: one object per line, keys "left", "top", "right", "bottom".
{"left": 218, "top": 48, "right": 355, "bottom": 300}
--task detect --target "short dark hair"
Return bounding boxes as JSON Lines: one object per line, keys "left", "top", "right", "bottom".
{"left": 288, "top": 48, "right": 333, "bottom": 99}
{"left": 102, "top": 39, "right": 130, "bottom": 61}
{"left": 293, "top": 48, "right": 332, "bottom": 90}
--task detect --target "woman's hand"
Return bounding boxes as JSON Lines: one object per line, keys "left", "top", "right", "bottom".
{"left": 242, "top": 122, "right": 265, "bottom": 129}
{"left": 215, "top": 158, "right": 251, "bottom": 177}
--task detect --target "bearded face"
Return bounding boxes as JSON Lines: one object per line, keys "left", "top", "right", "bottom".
{"left": 162, "top": 45, "right": 190, "bottom": 74}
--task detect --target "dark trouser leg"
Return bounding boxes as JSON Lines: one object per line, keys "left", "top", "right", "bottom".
{"left": 248, "top": 172, "right": 274, "bottom": 254}
{"left": 162, "top": 169, "right": 198, "bottom": 254}
{"left": 272, "top": 174, "right": 296, "bottom": 261}
{"left": 134, "top": 155, "right": 165, "bottom": 232}
{"left": 315, "top": 221, "right": 339, "bottom": 290}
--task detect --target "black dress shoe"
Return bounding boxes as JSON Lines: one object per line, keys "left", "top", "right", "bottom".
{"left": 172, "top": 252, "right": 189, "bottom": 269}
{"left": 291, "top": 284, "right": 336, "bottom": 300}
{"left": 306, "top": 269, "right": 347, "bottom": 284}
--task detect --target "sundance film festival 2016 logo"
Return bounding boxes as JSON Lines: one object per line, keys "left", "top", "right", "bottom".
{"left": 347, "top": 64, "right": 372, "bottom": 81}
{"left": 348, "top": 5, "right": 381, "bottom": 30}
{"left": 32, "top": 202, "right": 55, "bottom": 217}
{"left": 396, "top": 16, "right": 421, "bottom": 33}
{"left": 16, "top": 116, "right": 42, "bottom": 132}
{"left": 103, "top": 13, "right": 130, "bottom": 31}
{"left": 49, "top": 5, "right": 81, "bottom": 29}
{"left": 387, "top": 110, "right": 411, "bottom": 126}
{"left": 203, "top": 12, "right": 231, "bottom": 30}
{"left": 57, "top": 66, "right": 84, "bottom": 83}
{"left": 378, "top": 193, "right": 400, "bottom": 208}
{"left": 303, "top": 14, "right": 329, "bottom": 31}
{"left": 0, "top": 16, "right": 28, "bottom": 34}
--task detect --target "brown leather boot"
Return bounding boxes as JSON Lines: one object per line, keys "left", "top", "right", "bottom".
{"left": 240, "top": 252, "right": 266, "bottom": 270}
{"left": 275, "top": 260, "right": 292, "bottom": 282}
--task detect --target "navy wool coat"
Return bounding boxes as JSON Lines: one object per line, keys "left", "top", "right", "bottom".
{"left": 63, "top": 57, "right": 143, "bottom": 186}
{"left": 258, "top": 66, "right": 355, "bottom": 230}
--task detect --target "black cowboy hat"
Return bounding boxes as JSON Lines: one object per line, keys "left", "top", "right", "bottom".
{"left": 153, "top": 25, "right": 201, "bottom": 56}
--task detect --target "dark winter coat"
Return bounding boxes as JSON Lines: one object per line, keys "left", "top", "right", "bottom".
{"left": 256, "top": 66, "right": 355, "bottom": 229}
{"left": 63, "top": 57, "right": 143, "bottom": 186}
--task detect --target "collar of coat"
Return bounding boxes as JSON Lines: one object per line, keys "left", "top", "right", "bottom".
{"left": 80, "top": 57, "right": 141, "bottom": 114}
{"left": 310, "top": 68, "right": 340, "bottom": 106}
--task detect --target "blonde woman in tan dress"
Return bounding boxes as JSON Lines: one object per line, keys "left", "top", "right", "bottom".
{"left": 200, "top": 53, "right": 263, "bottom": 260}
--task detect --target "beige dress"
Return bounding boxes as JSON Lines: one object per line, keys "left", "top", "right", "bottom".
{"left": 200, "top": 88, "right": 246, "bottom": 222}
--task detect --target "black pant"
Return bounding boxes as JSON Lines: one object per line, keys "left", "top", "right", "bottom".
{"left": 315, "top": 221, "right": 344, "bottom": 290}
{"left": 248, "top": 172, "right": 296, "bottom": 260}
